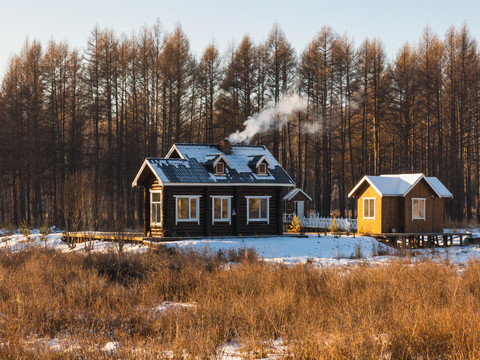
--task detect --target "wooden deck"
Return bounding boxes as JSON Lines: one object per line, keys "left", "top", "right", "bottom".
{"left": 62, "top": 231, "right": 308, "bottom": 245}
{"left": 363, "top": 232, "right": 474, "bottom": 248}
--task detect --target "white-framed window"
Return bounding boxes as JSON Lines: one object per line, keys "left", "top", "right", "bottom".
{"left": 215, "top": 161, "right": 225, "bottom": 175}
{"left": 150, "top": 190, "right": 162, "bottom": 226}
{"left": 257, "top": 162, "right": 267, "bottom": 175}
{"left": 412, "top": 198, "right": 426, "bottom": 220}
{"left": 246, "top": 196, "right": 270, "bottom": 224}
{"left": 174, "top": 195, "right": 201, "bottom": 225}
{"left": 363, "top": 197, "right": 375, "bottom": 219}
{"left": 212, "top": 196, "right": 232, "bottom": 224}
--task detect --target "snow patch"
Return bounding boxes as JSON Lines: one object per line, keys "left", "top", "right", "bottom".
{"left": 102, "top": 341, "right": 120, "bottom": 353}
{"left": 155, "top": 301, "right": 197, "bottom": 314}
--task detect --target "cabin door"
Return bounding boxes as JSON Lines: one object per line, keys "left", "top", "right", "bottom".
{"left": 294, "top": 201, "right": 305, "bottom": 218}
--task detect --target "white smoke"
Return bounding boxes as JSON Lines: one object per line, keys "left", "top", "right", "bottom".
{"left": 227, "top": 94, "right": 365, "bottom": 143}
{"left": 301, "top": 95, "right": 364, "bottom": 135}
{"left": 228, "top": 94, "right": 306, "bottom": 144}
{"left": 302, "top": 121, "right": 322, "bottom": 135}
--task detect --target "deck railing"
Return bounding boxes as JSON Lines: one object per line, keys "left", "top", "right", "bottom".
{"left": 283, "top": 213, "right": 357, "bottom": 231}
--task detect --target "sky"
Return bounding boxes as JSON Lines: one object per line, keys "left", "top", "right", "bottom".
{"left": 1, "top": 0, "right": 479, "bottom": 78}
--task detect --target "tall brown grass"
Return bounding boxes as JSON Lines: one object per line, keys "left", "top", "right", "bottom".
{"left": 1, "top": 246, "right": 480, "bottom": 358}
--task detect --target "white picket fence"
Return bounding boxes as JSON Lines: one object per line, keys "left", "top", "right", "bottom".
{"left": 283, "top": 213, "right": 357, "bottom": 231}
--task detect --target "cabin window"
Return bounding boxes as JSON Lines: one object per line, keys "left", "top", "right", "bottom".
{"left": 215, "top": 161, "right": 225, "bottom": 175}
{"left": 150, "top": 190, "right": 162, "bottom": 225}
{"left": 363, "top": 198, "right": 375, "bottom": 219}
{"left": 257, "top": 162, "right": 267, "bottom": 175}
{"left": 246, "top": 196, "right": 270, "bottom": 224}
{"left": 412, "top": 198, "right": 426, "bottom": 220}
{"left": 174, "top": 195, "right": 201, "bottom": 224}
{"left": 212, "top": 196, "right": 232, "bottom": 224}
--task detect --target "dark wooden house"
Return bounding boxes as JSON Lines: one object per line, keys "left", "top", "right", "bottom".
{"left": 348, "top": 173, "right": 452, "bottom": 234}
{"left": 132, "top": 141, "right": 295, "bottom": 237}
{"left": 283, "top": 188, "right": 312, "bottom": 218}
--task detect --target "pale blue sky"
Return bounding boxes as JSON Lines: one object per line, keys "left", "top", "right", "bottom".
{"left": 1, "top": 0, "right": 478, "bottom": 77}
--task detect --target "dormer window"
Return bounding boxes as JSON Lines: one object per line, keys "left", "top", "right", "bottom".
{"left": 257, "top": 162, "right": 267, "bottom": 175}
{"left": 210, "top": 154, "right": 229, "bottom": 176}
{"left": 215, "top": 161, "right": 225, "bottom": 175}
{"left": 249, "top": 154, "right": 271, "bottom": 176}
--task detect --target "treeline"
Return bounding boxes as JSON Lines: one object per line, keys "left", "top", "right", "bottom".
{"left": 0, "top": 22, "right": 478, "bottom": 228}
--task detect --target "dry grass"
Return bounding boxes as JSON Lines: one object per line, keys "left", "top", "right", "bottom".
{"left": 1, "top": 246, "right": 480, "bottom": 359}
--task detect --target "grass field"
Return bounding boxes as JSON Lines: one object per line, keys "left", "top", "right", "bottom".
{"left": 1, "top": 245, "right": 480, "bottom": 359}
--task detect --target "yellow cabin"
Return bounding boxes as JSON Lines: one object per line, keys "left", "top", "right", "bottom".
{"left": 348, "top": 174, "right": 452, "bottom": 234}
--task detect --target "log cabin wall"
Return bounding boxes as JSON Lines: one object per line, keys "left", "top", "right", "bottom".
{"left": 149, "top": 178, "right": 164, "bottom": 237}
{"left": 236, "top": 186, "right": 282, "bottom": 236}
{"left": 157, "top": 185, "right": 284, "bottom": 237}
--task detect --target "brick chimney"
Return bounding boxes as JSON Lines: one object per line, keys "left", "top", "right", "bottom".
{"left": 219, "top": 139, "right": 232, "bottom": 155}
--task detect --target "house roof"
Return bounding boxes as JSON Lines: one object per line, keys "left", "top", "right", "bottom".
{"left": 132, "top": 143, "right": 295, "bottom": 187}
{"left": 283, "top": 188, "right": 312, "bottom": 201}
{"left": 348, "top": 173, "right": 453, "bottom": 198}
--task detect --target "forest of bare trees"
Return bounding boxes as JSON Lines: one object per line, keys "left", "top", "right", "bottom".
{"left": 0, "top": 22, "right": 479, "bottom": 229}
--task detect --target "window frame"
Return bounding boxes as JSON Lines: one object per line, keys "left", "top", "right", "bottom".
{"left": 257, "top": 162, "right": 267, "bottom": 175}
{"left": 211, "top": 196, "right": 233, "bottom": 225}
{"left": 150, "top": 190, "right": 162, "bottom": 226}
{"left": 363, "top": 197, "right": 375, "bottom": 220}
{"left": 174, "top": 195, "right": 201, "bottom": 225}
{"left": 215, "top": 161, "right": 225, "bottom": 175}
{"left": 245, "top": 196, "right": 270, "bottom": 224}
{"left": 412, "top": 198, "right": 426, "bottom": 220}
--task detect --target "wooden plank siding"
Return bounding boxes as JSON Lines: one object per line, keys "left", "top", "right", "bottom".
{"left": 284, "top": 192, "right": 311, "bottom": 213}
{"left": 381, "top": 196, "right": 404, "bottom": 233}
{"left": 357, "top": 183, "right": 383, "bottom": 234}
{"left": 144, "top": 184, "right": 285, "bottom": 237}
{"left": 404, "top": 179, "right": 444, "bottom": 233}
{"left": 356, "top": 178, "right": 446, "bottom": 235}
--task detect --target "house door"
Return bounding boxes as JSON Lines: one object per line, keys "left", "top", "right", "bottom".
{"left": 294, "top": 201, "right": 305, "bottom": 218}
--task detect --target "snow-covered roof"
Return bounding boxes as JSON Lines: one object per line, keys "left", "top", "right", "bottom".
{"left": 283, "top": 188, "right": 312, "bottom": 201}
{"left": 348, "top": 173, "right": 453, "bottom": 198}
{"left": 132, "top": 143, "right": 295, "bottom": 187}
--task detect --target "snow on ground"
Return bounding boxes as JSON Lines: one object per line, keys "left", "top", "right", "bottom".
{"left": 3, "top": 228, "right": 480, "bottom": 265}
{"left": 154, "top": 301, "right": 197, "bottom": 314}
{"left": 158, "top": 234, "right": 392, "bottom": 266}
{"left": 217, "top": 339, "right": 287, "bottom": 360}
{"left": 0, "top": 229, "right": 147, "bottom": 254}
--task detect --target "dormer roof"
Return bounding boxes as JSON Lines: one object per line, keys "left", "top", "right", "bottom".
{"left": 248, "top": 154, "right": 272, "bottom": 167}
{"left": 204, "top": 153, "right": 230, "bottom": 168}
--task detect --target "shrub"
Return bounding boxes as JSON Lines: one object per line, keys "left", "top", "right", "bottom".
{"left": 19, "top": 220, "right": 33, "bottom": 243}
{"left": 288, "top": 214, "right": 302, "bottom": 233}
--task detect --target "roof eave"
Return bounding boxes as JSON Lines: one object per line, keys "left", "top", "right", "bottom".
{"left": 132, "top": 160, "right": 165, "bottom": 188}
{"left": 213, "top": 154, "right": 231, "bottom": 167}
{"left": 402, "top": 175, "right": 452, "bottom": 198}
{"left": 283, "top": 188, "right": 313, "bottom": 201}
{"left": 165, "top": 144, "right": 185, "bottom": 159}
{"left": 256, "top": 154, "right": 273, "bottom": 167}
{"left": 348, "top": 176, "right": 384, "bottom": 198}
{"left": 162, "top": 182, "right": 295, "bottom": 187}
